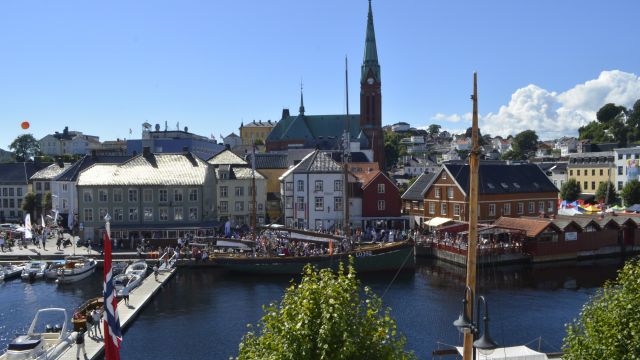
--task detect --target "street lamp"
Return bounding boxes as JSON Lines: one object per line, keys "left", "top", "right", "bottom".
{"left": 453, "top": 286, "right": 498, "bottom": 358}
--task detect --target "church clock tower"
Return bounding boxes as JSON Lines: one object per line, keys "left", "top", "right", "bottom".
{"left": 360, "top": 0, "right": 384, "bottom": 170}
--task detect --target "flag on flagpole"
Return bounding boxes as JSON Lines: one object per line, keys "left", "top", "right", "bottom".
{"left": 103, "top": 222, "right": 122, "bottom": 360}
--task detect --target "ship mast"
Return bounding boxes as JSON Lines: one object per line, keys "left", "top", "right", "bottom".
{"left": 251, "top": 138, "right": 257, "bottom": 245}
{"left": 343, "top": 56, "right": 351, "bottom": 237}
{"left": 462, "top": 72, "right": 480, "bottom": 360}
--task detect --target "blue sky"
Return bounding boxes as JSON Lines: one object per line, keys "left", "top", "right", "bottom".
{"left": 1, "top": 0, "right": 639, "bottom": 149}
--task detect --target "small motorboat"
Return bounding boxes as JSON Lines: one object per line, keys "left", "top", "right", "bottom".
{"left": 125, "top": 260, "right": 148, "bottom": 277}
{"left": 56, "top": 256, "right": 97, "bottom": 284}
{"left": 1, "top": 308, "right": 75, "bottom": 360}
{"left": 44, "top": 260, "right": 65, "bottom": 280}
{"left": 112, "top": 261, "right": 129, "bottom": 277}
{"left": 71, "top": 297, "right": 104, "bottom": 332}
{"left": 21, "top": 261, "right": 47, "bottom": 281}
{"left": 1, "top": 264, "right": 25, "bottom": 281}
{"left": 114, "top": 273, "right": 143, "bottom": 298}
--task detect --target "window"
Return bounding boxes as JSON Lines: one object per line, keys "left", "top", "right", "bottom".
{"left": 114, "top": 208, "right": 123, "bottom": 221}
{"left": 517, "top": 202, "right": 524, "bottom": 214}
{"left": 174, "top": 189, "right": 183, "bottom": 202}
{"left": 62, "top": 183, "right": 68, "bottom": 192}
{"left": 17, "top": 188, "right": 22, "bottom": 197}
{"left": 83, "top": 208, "right": 93, "bottom": 222}
{"left": 378, "top": 183, "right": 385, "bottom": 194}
{"left": 174, "top": 207, "right": 183, "bottom": 221}
{"left": 334, "top": 197, "right": 343, "bottom": 211}
{"left": 128, "top": 189, "right": 138, "bottom": 202}
{"left": 8, "top": 188, "right": 13, "bottom": 196}
{"left": 219, "top": 201, "right": 228, "bottom": 213}
{"left": 36, "top": 182, "right": 42, "bottom": 191}
{"left": 377, "top": 200, "right": 386, "bottom": 211}
{"left": 503, "top": 203, "right": 511, "bottom": 215}
{"left": 189, "top": 189, "right": 198, "bottom": 202}
{"left": 44, "top": 183, "right": 50, "bottom": 191}
{"left": 489, "top": 204, "right": 496, "bottom": 216}
{"left": 99, "top": 208, "right": 108, "bottom": 220}
{"left": 159, "top": 189, "right": 168, "bottom": 202}
{"left": 442, "top": 172, "right": 447, "bottom": 179}
{"left": 9, "top": 199, "right": 14, "bottom": 208}
{"left": 618, "top": 181, "right": 623, "bottom": 191}
{"left": 297, "top": 197, "right": 304, "bottom": 211}
{"left": 285, "top": 197, "right": 293, "bottom": 209}
{"left": 618, "top": 166, "right": 623, "bottom": 175}
{"left": 591, "top": 181, "right": 596, "bottom": 190}
{"left": 599, "top": 169, "right": 603, "bottom": 176}
{"left": 235, "top": 186, "right": 244, "bottom": 197}
{"left": 538, "top": 201, "right": 545, "bottom": 213}
{"left": 548, "top": 201, "right": 554, "bottom": 212}
{"left": 114, "top": 189, "right": 123, "bottom": 202}
{"left": 219, "top": 171, "right": 228, "bottom": 180}
{"left": 315, "top": 180, "right": 323, "bottom": 192}
{"left": 2, "top": 188, "right": 6, "bottom": 196}
{"left": 143, "top": 189, "right": 152, "bottom": 203}
{"left": 62, "top": 199, "right": 68, "bottom": 210}
{"left": 435, "top": 187, "right": 441, "bottom": 198}
{"left": 235, "top": 202, "right": 244, "bottom": 212}
{"left": 334, "top": 180, "right": 343, "bottom": 191}
{"left": 315, "top": 197, "right": 324, "bottom": 211}
{"left": 83, "top": 190, "right": 93, "bottom": 203}
{"left": 618, "top": 153, "right": 623, "bottom": 160}
{"left": 447, "top": 187, "right": 454, "bottom": 199}
{"left": 159, "top": 207, "right": 168, "bottom": 220}
{"left": 128, "top": 208, "right": 138, "bottom": 221}
{"left": 189, "top": 207, "right": 198, "bottom": 221}
{"left": 454, "top": 204, "right": 460, "bottom": 216}
{"left": 441, "top": 202, "right": 447, "bottom": 215}
{"left": 297, "top": 180, "right": 304, "bottom": 192}
{"left": 220, "top": 186, "right": 228, "bottom": 198}
{"left": 144, "top": 208, "right": 153, "bottom": 221}
{"left": 529, "top": 201, "right": 535, "bottom": 213}
{"left": 577, "top": 170, "right": 580, "bottom": 176}
{"left": 17, "top": 199, "right": 22, "bottom": 208}
{"left": 429, "top": 202, "right": 435, "bottom": 214}
{"left": 99, "top": 189, "right": 108, "bottom": 202}
{"left": 285, "top": 182, "right": 293, "bottom": 191}
{"left": 569, "top": 170, "right": 573, "bottom": 176}
{"left": 591, "top": 169, "right": 595, "bottom": 176}
{"left": 583, "top": 181, "right": 588, "bottom": 190}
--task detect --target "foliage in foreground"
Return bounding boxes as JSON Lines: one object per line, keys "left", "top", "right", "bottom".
{"left": 563, "top": 258, "right": 640, "bottom": 359}
{"left": 235, "top": 261, "right": 415, "bottom": 360}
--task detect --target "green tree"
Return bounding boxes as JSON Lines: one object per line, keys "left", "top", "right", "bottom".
{"left": 596, "top": 103, "right": 625, "bottom": 123}
{"left": 235, "top": 262, "right": 415, "bottom": 360}
{"left": 511, "top": 130, "right": 538, "bottom": 158}
{"left": 594, "top": 181, "right": 617, "bottom": 205}
{"left": 21, "top": 192, "right": 37, "bottom": 219}
{"left": 501, "top": 149, "right": 525, "bottom": 161}
{"left": 560, "top": 178, "right": 581, "bottom": 202}
{"left": 427, "top": 124, "right": 441, "bottom": 137}
{"left": 384, "top": 131, "right": 402, "bottom": 169}
{"left": 563, "top": 258, "right": 640, "bottom": 359}
{"left": 10, "top": 134, "right": 40, "bottom": 161}
{"left": 620, "top": 180, "right": 640, "bottom": 206}
{"left": 43, "top": 192, "right": 53, "bottom": 215}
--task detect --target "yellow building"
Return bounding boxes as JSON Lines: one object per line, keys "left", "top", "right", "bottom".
{"left": 250, "top": 153, "right": 288, "bottom": 223}
{"left": 240, "top": 120, "right": 277, "bottom": 146}
{"left": 567, "top": 151, "right": 615, "bottom": 195}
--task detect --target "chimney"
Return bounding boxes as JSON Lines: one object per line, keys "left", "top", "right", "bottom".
{"left": 282, "top": 108, "right": 290, "bottom": 118}
{"left": 143, "top": 146, "right": 151, "bottom": 156}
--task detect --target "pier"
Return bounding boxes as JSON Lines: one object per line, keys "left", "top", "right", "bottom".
{"left": 56, "top": 267, "right": 176, "bottom": 360}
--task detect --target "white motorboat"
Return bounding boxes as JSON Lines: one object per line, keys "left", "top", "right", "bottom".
{"left": 0, "top": 308, "right": 75, "bottom": 360}
{"left": 21, "top": 261, "right": 47, "bottom": 281}
{"left": 56, "top": 256, "right": 97, "bottom": 284}
{"left": 1, "top": 264, "right": 25, "bottom": 281}
{"left": 114, "top": 273, "right": 143, "bottom": 297}
{"left": 125, "top": 260, "right": 148, "bottom": 277}
{"left": 44, "top": 260, "right": 65, "bottom": 280}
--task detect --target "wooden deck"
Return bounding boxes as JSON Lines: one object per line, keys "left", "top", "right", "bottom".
{"left": 56, "top": 267, "right": 176, "bottom": 360}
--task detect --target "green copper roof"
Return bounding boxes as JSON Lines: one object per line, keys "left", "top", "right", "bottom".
{"left": 266, "top": 114, "right": 362, "bottom": 143}
{"left": 361, "top": 0, "right": 380, "bottom": 83}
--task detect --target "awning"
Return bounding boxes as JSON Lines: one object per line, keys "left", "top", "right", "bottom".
{"left": 426, "top": 217, "right": 453, "bottom": 227}
{"left": 456, "top": 345, "right": 548, "bottom": 360}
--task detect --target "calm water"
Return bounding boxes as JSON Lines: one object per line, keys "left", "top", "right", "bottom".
{"left": 0, "top": 258, "right": 624, "bottom": 359}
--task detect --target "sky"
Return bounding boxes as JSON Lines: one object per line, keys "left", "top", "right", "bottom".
{"left": 1, "top": 0, "right": 640, "bottom": 150}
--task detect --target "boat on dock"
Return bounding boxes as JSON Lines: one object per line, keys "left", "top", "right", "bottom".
{"left": 125, "top": 260, "right": 148, "bottom": 277}
{"left": 44, "top": 260, "right": 65, "bottom": 280}
{"left": 0, "top": 308, "right": 74, "bottom": 360}
{"left": 1, "top": 264, "right": 25, "bottom": 281}
{"left": 56, "top": 256, "right": 97, "bottom": 284}
{"left": 114, "top": 273, "right": 143, "bottom": 298}
{"left": 71, "top": 297, "right": 104, "bottom": 332}
{"left": 21, "top": 261, "right": 47, "bottom": 281}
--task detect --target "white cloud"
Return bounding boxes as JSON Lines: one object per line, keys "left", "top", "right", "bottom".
{"left": 431, "top": 112, "right": 472, "bottom": 123}
{"left": 480, "top": 70, "right": 640, "bottom": 139}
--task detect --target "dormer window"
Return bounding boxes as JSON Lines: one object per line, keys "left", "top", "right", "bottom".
{"left": 513, "top": 182, "right": 520, "bottom": 188}
{"left": 220, "top": 172, "right": 229, "bottom": 180}
{"left": 441, "top": 172, "right": 447, "bottom": 180}
{"left": 500, "top": 182, "right": 508, "bottom": 189}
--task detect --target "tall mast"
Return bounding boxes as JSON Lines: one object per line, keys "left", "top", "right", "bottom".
{"left": 251, "top": 138, "right": 257, "bottom": 243}
{"left": 343, "top": 56, "right": 351, "bottom": 237}
{"left": 462, "top": 72, "right": 480, "bottom": 360}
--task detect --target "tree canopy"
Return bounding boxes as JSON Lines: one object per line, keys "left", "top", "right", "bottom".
{"left": 235, "top": 262, "right": 415, "bottom": 360}
{"left": 560, "top": 178, "right": 581, "bottom": 202}
{"left": 580, "top": 100, "right": 640, "bottom": 147}
{"left": 384, "top": 131, "right": 402, "bottom": 169}
{"left": 563, "top": 258, "right": 640, "bottom": 359}
{"left": 428, "top": 124, "right": 441, "bottom": 137}
{"left": 10, "top": 134, "right": 40, "bottom": 161}
{"left": 596, "top": 103, "right": 625, "bottom": 123}
{"left": 595, "top": 181, "right": 617, "bottom": 205}
{"left": 511, "top": 130, "right": 538, "bottom": 157}
{"left": 21, "top": 192, "right": 37, "bottom": 218}
{"left": 620, "top": 180, "right": 640, "bottom": 206}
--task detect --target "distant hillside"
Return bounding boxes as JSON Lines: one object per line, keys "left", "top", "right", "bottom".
{"left": 0, "top": 148, "right": 14, "bottom": 163}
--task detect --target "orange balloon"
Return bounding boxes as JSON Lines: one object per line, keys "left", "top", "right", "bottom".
{"left": 21, "top": 121, "right": 30, "bottom": 129}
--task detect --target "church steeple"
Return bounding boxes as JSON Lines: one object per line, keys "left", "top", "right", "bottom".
{"left": 299, "top": 82, "right": 305, "bottom": 116}
{"left": 361, "top": 0, "right": 380, "bottom": 84}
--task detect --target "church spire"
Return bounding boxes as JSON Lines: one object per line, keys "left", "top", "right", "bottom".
{"left": 299, "top": 81, "right": 305, "bottom": 116}
{"left": 361, "top": 0, "right": 380, "bottom": 83}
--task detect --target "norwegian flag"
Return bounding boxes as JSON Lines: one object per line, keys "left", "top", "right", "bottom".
{"left": 103, "top": 225, "right": 122, "bottom": 359}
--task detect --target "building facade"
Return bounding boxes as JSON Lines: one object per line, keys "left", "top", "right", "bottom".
{"left": 0, "top": 163, "right": 50, "bottom": 222}
{"left": 353, "top": 169, "right": 402, "bottom": 228}
{"left": 39, "top": 127, "right": 100, "bottom": 156}
{"left": 614, "top": 146, "right": 640, "bottom": 192}
{"left": 567, "top": 151, "right": 615, "bottom": 195}
{"left": 127, "top": 126, "right": 224, "bottom": 161}
{"left": 240, "top": 120, "right": 277, "bottom": 146}
{"left": 248, "top": 153, "right": 289, "bottom": 223}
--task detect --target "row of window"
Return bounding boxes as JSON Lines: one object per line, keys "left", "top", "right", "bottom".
{"left": 218, "top": 201, "right": 264, "bottom": 213}
{"left": 0, "top": 210, "right": 23, "bottom": 219}
{"left": 0, "top": 198, "right": 22, "bottom": 209}
{"left": 285, "top": 180, "right": 344, "bottom": 192}
{"left": 569, "top": 169, "right": 610, "bottom": 177}
{"left": 434, "top": 187, "right": 455, "bottom": 199}
{"left": 34, "top": 182, "right": 51, "bottom": 191}
{"left": 618, "top": 153, "right": 639, "bottom": 160}
{"left": 219, "top": 186, "right": 256, "bottom": 198}
{"left": 83, "top": 207, "right": 199, "bottom": 222}
{"left": 0, "top": 187, "right": 23, "bottom": 197}
{"left": 83, "top": 188, "right": 199, "bottom": 204}
{"left": 428, "top": 201, "right": 555, "bottom": 216}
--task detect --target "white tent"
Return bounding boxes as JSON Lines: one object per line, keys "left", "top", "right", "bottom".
{"left": 456, "top": 345, "right": 548, "bottom": 359}
{"left": 558, "top": 207, "right": 581, "bottom": 216}
{"left": 426, "top": 217, "right": 453, "bottom": 228}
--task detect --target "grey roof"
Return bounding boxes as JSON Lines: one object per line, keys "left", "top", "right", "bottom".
{"left": 401, "top": 172, "right": 437, "bottom": 200}
{"left": 444, "top": 163, "right": 558, "bottom": 195}
{"left": 215, "top": 167, "right": 265, "bottom": 180}
{"left": 294, "top": 151, "right": 343, "bottom": 173}
{"left": 207, "top": 149, "right": 247, "bottom": 166}
{"left": 78, "top": 153, "right": 210, "bottom": 186}
{"left": 54, "top": 155, "right": 131, "bottom": 182}
{"left": 30, "top": 163, "right": 71, "bottom": 180}
{"left": 249, "top": 153, "right": 288, "bottom": 169}
{"left": 0, "top": 162, "right": 50, "bottom": 185}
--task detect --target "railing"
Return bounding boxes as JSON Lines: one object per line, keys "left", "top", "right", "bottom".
{"left": 416, "top": 237, "right": 524, "bottom": 256}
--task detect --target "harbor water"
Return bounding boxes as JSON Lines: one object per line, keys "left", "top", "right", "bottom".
{"left": 0, "top": 258, "right": 623, "bottom": 359}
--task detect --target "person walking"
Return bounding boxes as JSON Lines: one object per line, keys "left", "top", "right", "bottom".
{"left": 122, "top": 286, "right": 130, "bottom": 306}
{"left": 91, "top": 310, "right": 102, "bottom": 338}
{"left": 76, "top": 328, "right": 87, "bottom": 359}
{"left": 0, "top": 233, "right": 5, "bottom": 252}
{"left": 153, "top": 265, "right": 159, "bottom": 281}
{"left": 86, "top": 311, "right": 95, "bottom": 337}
